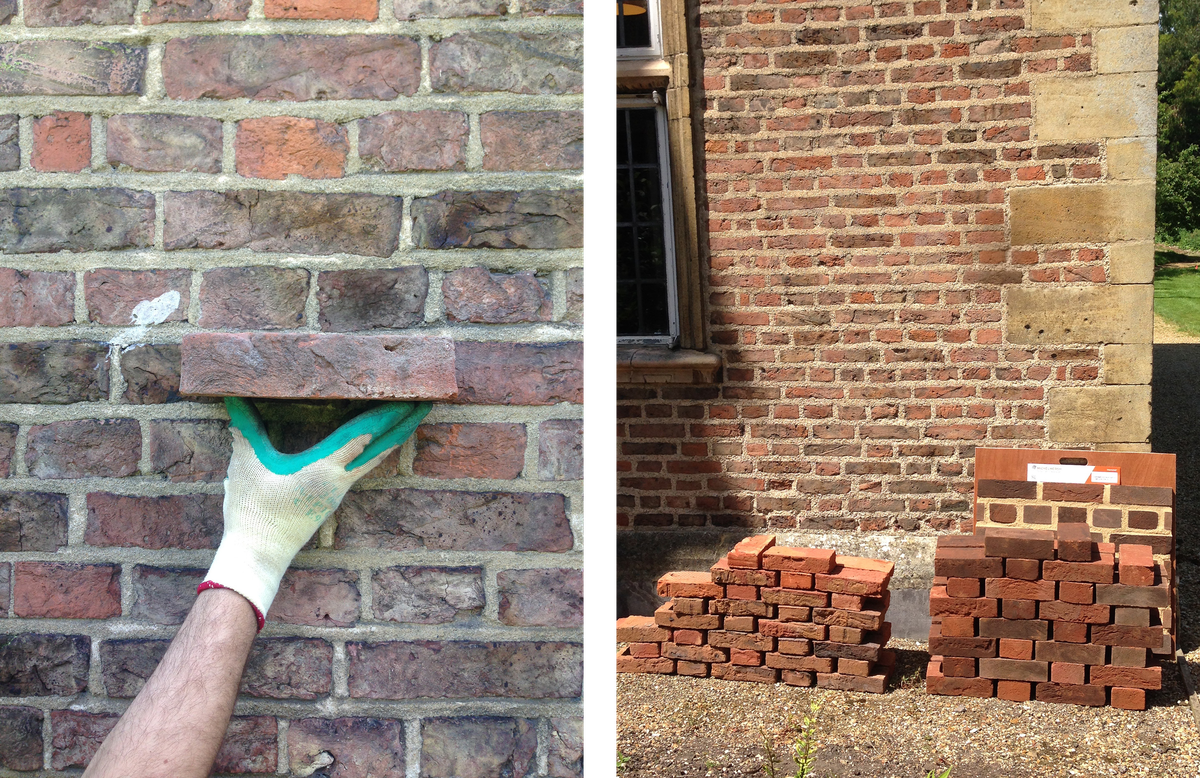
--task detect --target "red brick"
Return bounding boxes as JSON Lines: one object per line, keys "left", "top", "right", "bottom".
{"left": 197, "top": 266, "right": 308, "bottom": 330}
{"left": 49, "top": 710, "right": 117, "bottom": 769}
{"left": 238, "top": 117, "right": 347, "bottom": 179}
{"left": 817, "top": 672, "right": 887, "bottom": 693}
{"left": 1089, "top": 664, "right": 1162, "bottom": 689}
{"left": 144, "top": 0, "right": 248, "bottom": 21}
{"left": 940, "top": 615, "right": 976, "bottom": 637}
{"left": 538, "top": 419, "right": 582, "bottom": 481}
{"left": 979, "top": 618, "right": 1048, "bottom": 641}
{"left": 266, "top": 0, "right": 377, "bottom": 18}
{"left": 762, "top": 546, "right": 836, "bottom": 573}
{"left": 657, "top": 571, "right": 722, "bottom": 599}
{"left": 777, "top": 638, "right": 812, "bottom": 656}
{"left": 0, "top": 492, "right": 67, "bottom": 551}
{"left": 164, "top": 35, "right": 419, "bottom": 100}
{"left": 723, "top": 615, "right": 756, "bottom": 632}
{"left": 714, "top": 663, "right": 779, "bottom": 683}
{"left": 14, "top": 562, "right": 120, "bottom": 619}
{"left": 725, "top": 584, "right": 756, "bottom": 599}
{"left": 945, "top": 577, "right": 981, "bottom": 598}
{"left": 838, "top": 657, "right": 872, "bottom": 675}
{"left": 1035, "top": 682, "right": 1105, "bottom": 706}
{"left": 358, "top": 110, "right": 467, "bottom": 171}
{"left": 26, "top": 419, "right": 140, "bottom": 479}
{"left": 816, "top": 566, "right": 889, "bottom": 596}
{"left": 1042, "top": 558, "right": 1115, "bottom": 584}
{"left": 829, "top": 625, "right": 865, "bottom": 644}
{"left": 655, "top": 602, "right": 721, "bottom": 630}
{"left": 777, "top": 605, "right": 813, "bottom": 622}
{"left": 85, "top": 268, "right": 190, "bottom": 326}
{"left": 996, "top": 680, "right": 1031, "bottom": 701}
{"left": 708, "top": 631, "right": 772, "bottom": 651}
{"left": 728, "top": 534, "right": 777, "bottom": 568}
{"left": 1111, "top": 646, "right": 1149, "bottom": 667}
{"left": 86, "top": 493, "right": 222, "bottom": 550}
{"left": 107, "top": 114, "right": 222, "bottom": 173}
{"left": 711, "top": 557, "right": 777, "bottom": 586}
{"left": 627, "top": 642, "right": 660, "bottom": 658}
{"left": 836, "top": 555, "right": 896, "bottom": 577}
{"left": 1110, "top": 687, "right": 1147, "bottom": 710}
{"left": 929, "top": 631, "right": 997, "bottom": 658}
{"left": 673, "top": 597, "right": 706, "bottom": 615}
{"left": 762, "top": 588, "right": 828, "bottom": 607}
{"left": 0, "top": 269, "right": 75, "bottom": 326}
{"left": 1095, "top": 583, "right": 1169, "bottom": 609}
{"left": 930, "top": 587, "right": 999, "bottom": 618}
{"left": 934, "top": 546, "right": 1003, "bottom": 578}
{"left": 1118, "top": 544, "right": 1156, "bottom": 586}
{"left": 429, "top": 31, "right": 582, "bottom": 95}
{"left": 942, "top": 656, "right": 976, "bottom": 677}
{"left": 731, "top": 648, "right": 763, "bottom": 666}
{"left": 813, "top": 608, "right": 884, "bottom": 631}
{"left": 213, "top": 716, "right": 279, "bottom": 774}
{"left": 316, "top": 267, "right": 427, "bottom": 332}
{"left": 1054, "top": 522, "right": 1094, "bottom": 562}
{"left": 497, "top": 568, "right": 580, "bottom": 628}
{"left": 781, "top": 571, "right": 814, "bottom": 589}
{"left": 454, "top": 342, "right": 582, "bottom": 405}
{"left": 1057, "top": 581, "right": 1094, "bottom": 604}
{"left": 672, "top": 629, "right": 703, "bottom": 646}
{"left": 926, "top": 662, "right": 993, "bottom": 697}
{"left": 32, "top": 111, "right": 90, "bottom": 172}
{"left": 761, "top": 620, "right": 825, "bottom": 640}
{"left": 1004, "top": 558, "right": 1041, "bottom": 580}
{"left": 617, "top": 616, "right": 668, "bottom": 643}
{"left": 180, "top": 332, "right": 457, "bottom": 401}
{"left": 1034, "top": 641, "right": 1106, "bottom": 665}
{"left": 414, "top": 189, "right": 582, "bottom": 249}
{"left": 1052, "top": 620, "right": 1090, "bottom": 643}
{"left": 26, "top": 0, "right": 132, "bottom": 25}
{"left": 984, "top": 527, "right": 1055, "bottom": 559}
{"left": 482, "top": 111, "right": 582, "bottom": 171}
{"left": 1039, "top": 600, "right": 1111, "bottom": 624}
{"left": 120, "top": 344, "right": 181, "bottom": 404}
{"left": 780, "top": 669, "right": 815, "bottom": 686}
{"left": 985, "top": 578, "right": 1055, "bottom": 601}
{"left": 129, "top": 565, "right": 204, "bottom": 625}
{"left": 978, "top": 657, "right": 1047, "bottom": 682}
{"left": 832, "top": 592, "right": 872, "bottom": 610}
{"left": 270, "top": 569, "right": 361, "bottom": 628}
{"left": 766, "top": 652, "right": 834, "bottom": 672}
{"left": 1050, "top": 662, "right": 1086, "bottom": 685}
{"left": 444, "top": 267, "right": 552, "bottom": 324}
{"left": 999, "top": 639, "right": 1033, "bottom": 660}
{"left": 373, "top": 566, "right": 483, "bottom": 625}
{"left": 616, "top": 646, "right": 673, "bottom": 673}
{"left": 662, "top": 643, "right": 727, "bottom": 663}
{"left": 413, "top": 423, "right": 527, "bottom": 480}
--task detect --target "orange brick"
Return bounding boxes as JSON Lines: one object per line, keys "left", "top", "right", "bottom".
{"left": 728, "top": 534, "right": 776, "bottom": 568}
{"left": 627, "top": 642, "right": 660, "bottom": 658}
{"left": 781, "top": 571, "right": 814, "bottom": 589}
{"left": 1110, "top": 686, "right": 1147, "bottom": 710}
{"left": 724, "top": 615, "right": 756, "bottom": 632}
{"left": 617, "top": 615, "right": 669, "bottom": 643}
{"left": 838, "top": 657, "right": 872, "bottom": 676}
{"left": 32, "top": 111, "right": 91, "bottom": 173}
{"left": 941, "top": 615, "right": 976, "bottom": 637}
{"left": 731, "top": 648, "right": 763, "bottom": 666}
{"left": 999, "top": 638, "right": 1033, "bottom": 660}
{"left": 673, "top": 629, "right": 703, "bottom": 645}
{"left": 235, "top": 116, "right": 348, "bottom": 180}
{"left": 657, "top": 571, "right": 722, "bottom": 599}
{"left": 265, "top": 0, "right": 378, "bottom": 19}
{"left": 1050, "top": 662, "right": 1085, "bottom": 685}
{"left": 726, "top": 584, "right": 758, "bottom": 600}
{"left": 945, "top": 577, "right": 981, "bottom": 598}
{"left": 996, "top": 680, "right": 1031, "bottom": 701}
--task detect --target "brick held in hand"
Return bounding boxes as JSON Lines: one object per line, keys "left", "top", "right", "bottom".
{"left": 1042, "top": 556, "right": 1115, "bottom": 584}
{"left": 1038, "top": 600, "right": 1110, "bottom": 624}
{"left": 712, "top": 662, "right": 777, "bottom": 684}
{"left": 656, "top": 571, "right": 722, "bottom": 599}
{"left": 710, "top": 556, "right": 778, "bottom": 587}
{"left": 1110, "top": 686, "right": 1147, "bottom": 710}
{"left": 815, "top": 566, "right": 889, "bottom": 597}
{"left": 984, "top": 577, "right": 1056, "bottom": 601}
{"left": 1117, "top": 543, "right": 1156, "bottom": 587}
{"left": 934, "top": 546, "right": 1003, "bottom": 579}
{"left": 926, "top": 661, "right": 994, "bottom": 697}
{"left": 616, "top": 615, "right": 668, "bottom": 643}
{"left": 1089, "top": 664, "right": 1162, "bottom": 690}
{"left": 1090, "top": 624, "right": 1164, "bottom": 648}
{"left": 762, "top": 546, "right": 836, "bottom": 574}
{"left": 654, "top": 602, "right": 720, "bottom": 630}
{"left": 727, "top": 534, "right": 776, "bottom": 569}
{"left": 983, "top": 527, "right": 1056, "bottom": 560}
{"left": 930, "top": 586, "right": 999, "bottom": 618}
{"left": 1035, "top": 682, "right": 1106, "bottom": 706}
{"left": 766, "top": 653, "right": 834, "bottom": 673}
{"left": 1054, "top": 522, "right": 1095, "bottom": 562}
{"left": 616, "top": 645, "right": 673, "bottom": 674}
{"left": 1095, "top": 583, "right": 1169, "bottom": 609}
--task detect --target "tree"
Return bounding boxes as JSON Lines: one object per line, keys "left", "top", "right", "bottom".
{"left": 1160, "top": 0, "right": 1200, "bottom": 94}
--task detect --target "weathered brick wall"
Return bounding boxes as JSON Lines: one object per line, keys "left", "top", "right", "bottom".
{"left": 0, "top": 1, "right": 583, "bottom": 774}
{"left": 618, "top": 0, "right": 1156, "bottom": 551}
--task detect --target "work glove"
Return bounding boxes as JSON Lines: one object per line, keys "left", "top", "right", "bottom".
{"left": 200, "top": 397, "right": 430, "bottom": 629}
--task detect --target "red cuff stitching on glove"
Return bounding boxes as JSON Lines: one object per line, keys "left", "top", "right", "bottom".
{"left": 197, "top": 580, "right": 265, "bottom": 632}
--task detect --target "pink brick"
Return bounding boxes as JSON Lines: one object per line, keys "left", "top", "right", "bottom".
{"left": 85, "top": 268, "right": 190, "bottom": 325}
{"left": 414, "top": 423, "right": 527, "bottom": 479}
{"left": 481, "top": 111, "right": 583, "bottom": 171}
{"left": 359, "top": 110, "right": 468, "bottom": 171}
{"left": 236, "top": 117, "right": 348, "bottom": 180}
{"left": 0, "top": 269, "right": 75, "bottom": 326}
{"left": 180, "top": 332, "right": 457, "bottom": 400}
{"left": 266, "top": 0, "right": 377, "bottom": 18}
{"left": 32, "top": 112, "right": 90, "bottom": 172}
{"left": 14, "top": 562, "right": 120, "bottom": 619}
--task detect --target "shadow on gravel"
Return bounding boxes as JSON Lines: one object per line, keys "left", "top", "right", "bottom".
{"left": 1151, "top": 343, "right": 1200, "bottom": 654}
{"left": 885, "top": 645, "right": 931, "bottom": 691}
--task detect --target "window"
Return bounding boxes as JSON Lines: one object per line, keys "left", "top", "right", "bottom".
{"left": 617, "top": 0, "right": 660, "bottom": 58}
{"left": 617, "top": 98, "right": 678, "bottom": 345}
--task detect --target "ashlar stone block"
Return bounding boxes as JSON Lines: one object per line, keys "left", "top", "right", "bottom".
{"left": 1096, "top": 25, "right": 1159, "bottom": 73}
{"left": 1006, "top": 285, "right": 1152, "bottom": 345}
{"left": 1048, "top": 385, "right": 1151, "bottom": 444}
{"left": 1033, "top": 75, "right": 1156, "bottom": 141}
{"left": 1031, "top": 0, "right": 1159, "bottom": 31}
{"left": 1011, "top": 183, "right": 1154, "bottom": 245}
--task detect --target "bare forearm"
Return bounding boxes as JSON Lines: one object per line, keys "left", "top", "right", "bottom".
{"left": 84, "top": 588, "right": 258, "bottom": 778}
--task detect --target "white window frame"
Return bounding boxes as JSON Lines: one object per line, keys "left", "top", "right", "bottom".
{"left": 616, "top": 0, "right": 662, "bottom": 60}
{"left": 617, "top": 93, "right": 679, "bottom": 347}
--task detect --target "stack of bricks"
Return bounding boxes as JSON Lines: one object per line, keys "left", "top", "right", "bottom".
{"left": 927, "top": 526, "right": 1166, "bottom": 709}
{"left": 617, "top": 535, "right": 895, "bottom": 692}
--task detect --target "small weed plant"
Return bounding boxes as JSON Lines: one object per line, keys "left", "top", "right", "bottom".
{"left": 791, "top": 698, "right": 822, "bottom": 778}
{"left": 925, "top": 768, "right": 952, "bottom": 778}
{"left": 617, "top": 750, "right": 630, "bottom": 773}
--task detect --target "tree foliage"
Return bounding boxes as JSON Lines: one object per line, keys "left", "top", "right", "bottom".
{"left": 1157, "top": 146, "right": 1200, "bottom": 242}
{"left": 1157, "top": 0, "right": 1200, "bottom": 241}
{"left": 1160, "top": 0, "right": 1200, "bottom": 93}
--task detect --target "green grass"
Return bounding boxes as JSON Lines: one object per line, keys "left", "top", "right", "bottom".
{"left": 1155, "top": 264, "right": 1200, "bottom": 335}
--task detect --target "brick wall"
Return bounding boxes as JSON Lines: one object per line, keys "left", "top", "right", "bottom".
{"left": 618, "top": 0, "right": 1156, "bottom": 549}
{"left": 0, "top": 1, "right": 583, "bottom": 774}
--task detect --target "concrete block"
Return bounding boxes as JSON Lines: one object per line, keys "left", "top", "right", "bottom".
{"left": 1033, "top": 74, "right": 1156, "bottom": 141}
{"left": 1010, "top": 183, "right": 1155, "bottom": 245}
{"left": 179, "top": 332, "right": 458, "bottom": 400}
{"left": 1032, "top": 0, "right": 1158, "bottom": 31}
{"left": 1108, "top": 137, "right": 1156, "bottom": 181}
{"left": 1006, "top": 285, "right": 1152, "bottom": 344}
{"left": 1048, "top": 385, "right": 1151, "bottom": 444}
{"left": 1109, "top": 241, "right": 1155, "bottom": 284}
{"left": 1104, "top": 343, "right": 1152, "bottom": 385}
{"left": 1096, "top": 25, "right": 1159, "bottom": 73}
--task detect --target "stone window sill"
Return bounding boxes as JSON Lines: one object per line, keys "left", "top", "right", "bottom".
{"left": 617, "top": 345, "right": 720, "bottom": 384}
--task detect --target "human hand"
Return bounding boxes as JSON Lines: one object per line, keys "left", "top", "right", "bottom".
{"left": 202, "top": 397, "right": 430, "bottom": 628}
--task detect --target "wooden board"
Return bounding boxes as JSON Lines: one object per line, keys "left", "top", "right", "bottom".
{"left": 975, "top": 448, "right": 1176, "bottom": 489}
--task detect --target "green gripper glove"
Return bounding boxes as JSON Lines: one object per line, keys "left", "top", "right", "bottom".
{"left": 201, "top": 397, "right": 430, "bottom": 629}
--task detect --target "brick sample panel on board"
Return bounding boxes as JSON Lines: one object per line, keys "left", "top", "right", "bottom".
{"left": 617, "top": 535, "right": 896, "bottom": 692}
{"left": 927, "top": 527, "right": 1165, "bottom": 709}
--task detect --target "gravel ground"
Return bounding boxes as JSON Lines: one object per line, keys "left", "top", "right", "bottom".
{"left": 616, "top": 320, "right": 1200, "bottom": 778}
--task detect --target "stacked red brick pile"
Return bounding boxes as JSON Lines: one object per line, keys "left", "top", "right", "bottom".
{"left": 617, "top": 536, "right": 895, "bottom": 692}
{"left": 927, "top": 526, "right": 1166, "bottom": 709}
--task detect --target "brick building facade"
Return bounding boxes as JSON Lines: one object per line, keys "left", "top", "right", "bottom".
{"left": 0, "top": 0, "right": 584, "bottom": 774}
{"left": 618, "top": 0, "right": 1158, "bottom": 614}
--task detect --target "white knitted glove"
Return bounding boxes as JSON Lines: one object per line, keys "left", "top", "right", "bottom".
{"left": 202, "top": 398, "right": 429, "bottom": 628}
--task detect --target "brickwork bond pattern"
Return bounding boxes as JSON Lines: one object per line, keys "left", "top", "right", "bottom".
{"left": 0, "top": 1, "right": 583, "bottom": 774}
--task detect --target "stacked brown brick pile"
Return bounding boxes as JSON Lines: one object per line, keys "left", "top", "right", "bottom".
{"left": 927, "top": 526, "right": 1165, "bottom": 709}
{"left": 617, "top": 536, "right": 895, "bottom": 692}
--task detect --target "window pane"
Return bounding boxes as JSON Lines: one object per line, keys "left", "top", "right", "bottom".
{"left": 617, "top": 169, "right": 632, "bottom": 222}
{"left": 636, "top": 225, "right": 665, "bottom": 278}
{"left": 617, "top": 281, "right": 640, "bottom": 333}
{"left": 627, "top": 109, "right": 659, "bottom": 165}
{"left": 640, "top": 281, "right": 670, "bottom": 335}
{"left": 617, "top": 113, "right": 630, "bottom": 165}
{"left": 617, "top": 225, "right": 637, "bottom": 278}
{"left": 632, "top": 169, "right": 663, "bottom": 223}
{"left": 616, "top": 0, "right": 651, "bottom": 48}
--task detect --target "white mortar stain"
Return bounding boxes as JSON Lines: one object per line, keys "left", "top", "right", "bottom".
{"left": 109, "top": 289, "right": 181, "bottom": 351}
